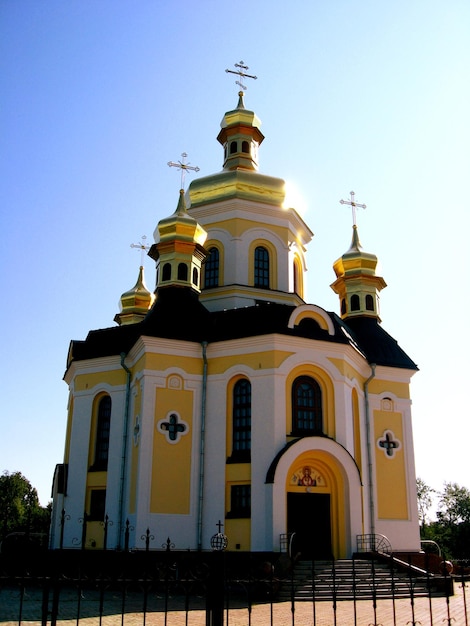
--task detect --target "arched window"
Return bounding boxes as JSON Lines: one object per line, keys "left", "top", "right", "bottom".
{"left": 177, "top": 263, "right": 188, "bottom": 281}
{"left": 230, "top": 141, "right": 237, "bottom": 154}
{"left": 365, "top": 294, "right": 374, "bottom": 311}
{"left": 293, "top": 258, "right": 302, "bottom": 297}
{"left": 341, "top": 298, "right": 347, "bottom": 315}
{"left": 162, "top": 263, "right": 171, "bottom": 281}
{"left": 232, "top": 379, "right": 251, "bottom": 461}
{"left": 204, "top": 247, "right": 219, "bottom": 288}
{"left": 192, "top": 267, "right": 199, "bottom": 287}
{"left": 351, "top": 294, "right": 360, "bottom": 311}
{"left": 254, "top": 246, "right": 270, "bottom": 288}
{"left": 94, "top": 396, "right": 111, "bottom": 470}
{"left": 242, "top": 140, "right": 249, "bottom": 153}
{"left": 292, "top": 376, "right": 322, "bottom": 435}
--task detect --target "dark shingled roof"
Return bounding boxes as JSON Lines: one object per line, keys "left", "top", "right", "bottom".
{"left": 67, "top": 287, "right": 417, "bottom": 371}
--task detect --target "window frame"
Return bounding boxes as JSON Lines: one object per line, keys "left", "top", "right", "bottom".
{"left": 291, "top": 376, "right": 323, "bottom": 436}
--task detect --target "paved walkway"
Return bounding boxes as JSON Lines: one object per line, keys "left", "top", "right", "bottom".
{"left": 0, "top": 583, "right": 468, "bottom": 625}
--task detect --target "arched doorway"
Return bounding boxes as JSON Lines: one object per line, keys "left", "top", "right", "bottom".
{"left": 268, "top": 437, "right": 363, "bottom": 559}
{"left": 285, "top": 451, "right": 346, "bottom": 560}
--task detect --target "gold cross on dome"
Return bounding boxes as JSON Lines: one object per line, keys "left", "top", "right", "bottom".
{"left": 340, "top": 191, "right": 367, "bottom": 227}
{"left": 130, "top": 235, "right": 150, "bottom": 265}
{"left": 225, "top": 60, "right": 257, "bottom": 91}
{"left": 167, "top": 152, "right": 200, "bottom": 190}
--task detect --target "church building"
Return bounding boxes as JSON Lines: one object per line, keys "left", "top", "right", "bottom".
{"left": 50, "top": 87, "right": 421, "bottom": 559}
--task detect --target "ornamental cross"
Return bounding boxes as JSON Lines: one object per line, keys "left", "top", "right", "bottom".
{"left": 159, "top": 413, "right": 186, "bottom": 442}
{"left": 216, "top": 520, "right": 224, "bottom": 533}
{"left": 340, "top": 191, "right": 366, "bottom": 227}
{"left": 167, "top": 153, "right": 200, "bottom": 190}
{"left": 225, "top": 60, "right": 257, "bottom": 91}
{"left": 378, "top": 431, "right": 401, "bottom": 458}
{"left": 130, "top": 235, "right": 150, "bottom": 266}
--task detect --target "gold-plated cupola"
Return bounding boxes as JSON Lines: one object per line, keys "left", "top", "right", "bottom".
{"left": 217, "top": 91, "right": 265, "bottom": 171}
{"left": 114, "top": 265, "right": 155, "bottom": 325}
{"left": 331, "top": 225, "right": 387, "bottom": 321}
{"left": 148, "top": 189, "right": 208, "bottom": 293}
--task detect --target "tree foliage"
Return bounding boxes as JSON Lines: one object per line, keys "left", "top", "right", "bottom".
{"left": 0, "top": 471, "right": 50, "bottom": 544}
{"left": 419, "top": 479, "right": 470, "bottom": 559}
{"left": 437, "top": 482, "right": 470, "bottom": 525}
{"left": 416, "top": 477, "right": 435, "bottom": 528}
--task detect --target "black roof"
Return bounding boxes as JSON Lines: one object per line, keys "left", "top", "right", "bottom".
{"left": 68, "top": 287, "right": 418, "bottom": 371}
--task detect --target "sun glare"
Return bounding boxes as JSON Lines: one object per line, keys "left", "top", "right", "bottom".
{"left": 283, "top": 180, "right": 308, "bottom": 216}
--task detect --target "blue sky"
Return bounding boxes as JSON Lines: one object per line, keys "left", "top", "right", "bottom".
{"left": 1, "top": 1, "right": 469, "bottom": 508}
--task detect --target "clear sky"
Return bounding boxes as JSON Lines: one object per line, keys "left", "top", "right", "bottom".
{"left": 1, "top": 1, "right": 469, "bottom": 508}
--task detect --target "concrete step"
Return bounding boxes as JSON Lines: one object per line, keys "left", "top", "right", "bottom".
{"left": 277, "top": 559, "right": 436, "bottom": 601}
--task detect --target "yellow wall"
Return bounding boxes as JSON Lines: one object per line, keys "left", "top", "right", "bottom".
{"left": 374, "top": 410, "right": 408, "bottom": 519}
{"left": 352, "top": 388, "right": 362, "bottom": 477}
{"left": 150, "top": 382, "right": 193, "bottom": 514}
{"left": 74, "top": 369, "right": 125, "bottom": 392}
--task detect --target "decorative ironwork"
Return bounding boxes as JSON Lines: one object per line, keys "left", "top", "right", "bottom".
{"left": 163, "top": 537, "right": 175, "bottom": 551}
{"left": 130, "top": 235, "right": 150, "bottom": 265}
{"left": 357, "top": 533, "right": 393, "bottom": 554}
{"left": 210, "top": 519, "right": 228, "bottom": 551}
{"left": 100, "top": 513, "right": 113, "bottom": 550}
{"left": 59, "top": 508, "right": 70, "bottom": 550}
{"left": 167, "top": 152, "right": 200, "bottom": 190}
{"left": 225, "top": 60, "right": 257, "bottom": 91}
{"left": 340, "top": 190, "right": 366, "bottom": 227}
{"left": 124, "top": 518, "right": 134, "bottom": 552}
{"left": 141, "top": 527, "right": 155, "bottom": 551}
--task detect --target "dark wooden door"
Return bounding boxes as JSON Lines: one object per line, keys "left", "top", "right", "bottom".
{"left": 287, "top": 493, "right": 332, "bottom": 559}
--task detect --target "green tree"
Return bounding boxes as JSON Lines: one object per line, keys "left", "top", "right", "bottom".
{"left": 437, "top": 482, "right": 470, "bottom": 525}
{"left": 0, "top": 471, "right": 50, "bottom": 543}
{"left": 416, "top": 477, "right": 435, "bottom": 531}
{"left": 425, "top": 482, "right": 470, "bottom": 559}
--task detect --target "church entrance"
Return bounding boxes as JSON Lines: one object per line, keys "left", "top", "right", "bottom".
{"left": 287, "top": 493, "right": 332, "bottom": 560}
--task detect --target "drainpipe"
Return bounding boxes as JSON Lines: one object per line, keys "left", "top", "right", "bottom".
{"left": 364, "top": 363, "right": 376, "bottom": 538}
{"left": 118, "top": 352, "right": 132, "bottom": 549}
{"left": 197, "top": 341, "right": 208, "bottom": 550}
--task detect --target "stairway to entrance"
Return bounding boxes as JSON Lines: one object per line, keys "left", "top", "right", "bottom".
{"left": 278, "top": 559, "right": 447, "bottom": 601}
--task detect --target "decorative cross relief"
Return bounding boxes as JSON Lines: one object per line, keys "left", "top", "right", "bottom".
{"left": 377, "top": 430, "right": 401, "bottom": 458}
{"left": 157, "top": 412, "right": 189, "bottom": 444}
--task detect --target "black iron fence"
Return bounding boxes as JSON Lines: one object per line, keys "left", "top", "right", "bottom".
{"left": 1, "top": 516, "right": 469, "bottom": 625}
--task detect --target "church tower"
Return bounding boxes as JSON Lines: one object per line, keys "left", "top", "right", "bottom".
{"left": 51, "top": 78, "right": 420, "bottom": 559}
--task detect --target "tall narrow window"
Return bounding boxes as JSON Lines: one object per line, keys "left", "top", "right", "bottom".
{"left": 162, "top": 263, "right": 171, "bottom": 281}
{"left": 232, "top": 379, "right": 251, "bottom": 461}
{"left": 94, "top": 396, "right": 111, "bottom": 470}
{"left": 293, "top": 258, "right": 302, "bottom": 297}
{"left": 177, "top": 263, "right": 188, "bottom": 281}
{"left": 254, "top": 246, "right": 269, "bottom": 288}
{"left": 204, "top": 247, "right": 219, "bottom": 288}
{"left": 192, "top": 267, "right": 199, "bottom": 287}
{"left": 227, "top": 485, "right": 251, "bottom": 518}
{"left": 89, "top": 489, "right": 106, "bottom": 521}
{"left": 242, "top": 140, "right": 249, "bottom": 153}
{"left": 292, "top": 376, "right": 323, "bottom": 435}
{"left": 351, "top": 294, "right": 360, "bottom": 311}
{"left": 365, "top": 294, "right": 374, "bottom": 311}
